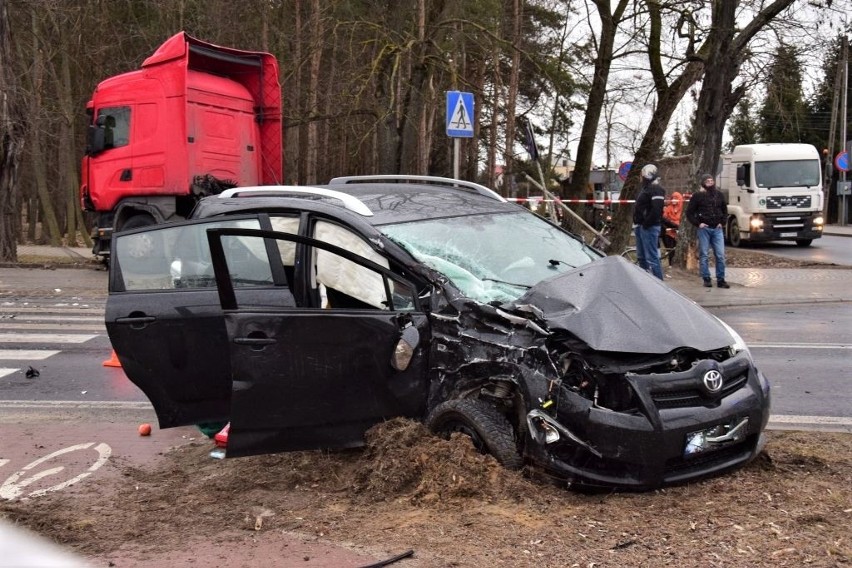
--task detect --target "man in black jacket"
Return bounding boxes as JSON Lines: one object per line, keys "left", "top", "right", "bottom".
{"left": 632, "top": 164, "right": 666, "bottom": 280}
{"left": 686, "top": 173, "right": 729, "bottom": 288}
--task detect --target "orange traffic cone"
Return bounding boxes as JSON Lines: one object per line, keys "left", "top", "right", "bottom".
{"left": 102, "top": 350, "right": 122, "bottom": 368}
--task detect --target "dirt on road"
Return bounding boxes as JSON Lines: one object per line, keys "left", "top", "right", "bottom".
{"left": 2, "top": 419, "right": 851, "bottom": 568}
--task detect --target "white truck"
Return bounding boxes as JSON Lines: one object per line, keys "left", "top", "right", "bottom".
{"left": 718, "top": 143, "right": 824, "bottom": 247}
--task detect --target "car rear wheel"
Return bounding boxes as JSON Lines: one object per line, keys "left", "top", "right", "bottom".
{"left": 426, "top": 399, "right": 523, "bottom": 470}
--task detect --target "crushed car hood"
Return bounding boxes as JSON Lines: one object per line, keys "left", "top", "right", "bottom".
{"left": 510, "top": 256, "right": 733, "bottom": 354}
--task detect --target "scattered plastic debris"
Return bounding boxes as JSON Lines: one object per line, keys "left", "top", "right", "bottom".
{"left": 25, "top": 366, "right": 39, "bottom": 379}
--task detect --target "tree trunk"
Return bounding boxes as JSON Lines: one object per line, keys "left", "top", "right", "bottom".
{"left": 27, "top": 10, "right": 60, "bottom": 245}
{"left": 305, "top": 0, "right": 323, "bottom": 184}
{"left": 674, "top": 0, "right": 796, "bottom": 268}
{"left": 565, "top": 0, "right": 628, "bottom": 200}
{"left": 502, "top": 0, "right": 521, "bottom": 189}
{"left": 0, "top": 0, "right": 23, "bottom": 260}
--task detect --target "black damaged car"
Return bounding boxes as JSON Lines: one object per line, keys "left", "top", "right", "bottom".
{"left": 106, "top": 175, "right": 770, "bottom": 489}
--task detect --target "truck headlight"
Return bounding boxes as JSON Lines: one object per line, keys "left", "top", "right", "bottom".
{"left": 749, "top": 217, "right": 763, "bottom": 229}
{"left": 813, "top": 216, "right": 824, "bottom": 226}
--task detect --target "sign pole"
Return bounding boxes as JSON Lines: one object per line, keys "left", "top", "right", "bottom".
{"left": 453, "top": 138, "right": 460, "bottom": 180}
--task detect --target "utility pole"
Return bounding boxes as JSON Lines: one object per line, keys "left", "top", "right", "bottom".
{"left": 840, "top": 36, "right": 849, "bottom": 226}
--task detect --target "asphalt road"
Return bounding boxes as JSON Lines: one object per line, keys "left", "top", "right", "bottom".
{"left": 739, "top": 234, "right": 852, "bottom": 266}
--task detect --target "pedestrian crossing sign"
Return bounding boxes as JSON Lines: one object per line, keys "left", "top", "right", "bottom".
{"left": 446, "top": 91, "right": 474, "bottom": 138}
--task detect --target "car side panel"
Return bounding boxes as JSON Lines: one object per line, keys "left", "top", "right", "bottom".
{"left": 224, "top": 310, "right": 430, "bottom": 457}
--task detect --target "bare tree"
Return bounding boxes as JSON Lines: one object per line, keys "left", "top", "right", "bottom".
{"left": 608, "top": 0, "right": 796, "bottom": 256}
{"left": 0, "top": 0, "right": 23, "bottom": 260}
{"left": 675, "top": 0, "right": 796, "bottom": 268}
{"left": 565, "top": 0, "right": 630, "bottom": 200}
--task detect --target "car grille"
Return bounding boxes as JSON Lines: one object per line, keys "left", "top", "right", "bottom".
{"left": 651, "top": 374, "right": 748, "bottom": 409}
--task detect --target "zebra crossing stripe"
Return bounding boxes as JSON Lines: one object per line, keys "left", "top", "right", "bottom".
{"left": 0, "top": 368, "right": 17, "bottom": 379}
{"left": 0, "top": 333, "right": 98, "bottom": 343}
{"left": 0, "top": 350, "right": 60, "bottom": 360}
{"left": 0, "top": 323, "right": 105, "bottom": 331}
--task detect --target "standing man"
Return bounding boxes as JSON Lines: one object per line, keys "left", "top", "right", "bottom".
{"left": 686, "top": 173, "right": 729, "bottom": 288}
{"left": 632, "top": 164, "right": 666, "bottom": 280}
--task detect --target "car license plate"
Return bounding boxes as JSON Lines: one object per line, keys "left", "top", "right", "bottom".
{"left": 781, "top": 232, "right": 796, "bottom": 237}
{"left": 684, "top": 418, "right": 749, "bottom": 458}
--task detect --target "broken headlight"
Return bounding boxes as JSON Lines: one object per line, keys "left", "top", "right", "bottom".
{"left": 715, "top": 317, "right": 752, "bottom": 360}
{"left": 556, "top": 353, "right": 638, "bottom": 413}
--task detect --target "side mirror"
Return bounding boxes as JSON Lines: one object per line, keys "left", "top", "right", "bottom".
{"left": 736, "top": 164, "right": 753, "bottom": 193}
{"left": 85, "top": 125, "right": 106, "bottom": 156}
{"left": 391, "top": 326, "right": 420, "bottom": 371}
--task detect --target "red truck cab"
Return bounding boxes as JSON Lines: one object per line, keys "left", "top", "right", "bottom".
{"left": 81, "top": 32, "right": 282, "bottom": 258}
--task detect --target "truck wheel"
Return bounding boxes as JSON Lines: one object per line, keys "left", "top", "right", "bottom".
{"left": 795, "top": 239, "right": 812, "bottom": 247}
{"left": 727, "top": 218, "right": 741, "bottom": 247}
{"left": 426, "top": 399, "right": 523, "bottom": 470}
{"left": 120, "top": 215, "right": 160, "bottom": 273}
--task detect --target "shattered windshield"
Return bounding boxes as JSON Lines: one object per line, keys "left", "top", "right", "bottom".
{"left": 381, "top": 211, "right": 600, "bottom": 303}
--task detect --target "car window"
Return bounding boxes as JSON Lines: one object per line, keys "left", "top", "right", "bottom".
{"left": 115, "top": 218, "right": 278, "bottom": 291}
{"left": 311, "top": 220, "right": 410, "bottom": 310}
{"left": 381, "top": 211, "right": 600, "bottom": 304}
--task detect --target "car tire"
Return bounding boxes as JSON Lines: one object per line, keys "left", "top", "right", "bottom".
{"left": 795, "top": 239, "right": 812, "bottom": 247}
{"left": 727, "top": 218, "right": 741, "bottom": 247}
{"left": 426, "top": 399, "right": 523, "bottom": 470}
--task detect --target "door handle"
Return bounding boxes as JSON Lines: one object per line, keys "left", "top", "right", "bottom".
{"left": 234, "top": 337, "right": 277, "bottom": 346}
{"left": 115, "top": 315, "right": 156, "bottom": 330}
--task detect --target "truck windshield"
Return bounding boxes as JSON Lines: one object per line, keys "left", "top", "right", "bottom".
{"left": 755, "top": 160, "right": 820, "bottom": 188}
{"left": 381, "top": 211, "right": 600, "bottom": 304}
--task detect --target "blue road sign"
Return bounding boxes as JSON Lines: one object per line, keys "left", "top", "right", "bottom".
{"left": 835, "top": 151, "right": 849, "bottom": 172}
{"left": 446, "top": 91, "right": 474, "bottom": 138}
{"left": 618, "top": 161, "right": 632, "bottom": 181}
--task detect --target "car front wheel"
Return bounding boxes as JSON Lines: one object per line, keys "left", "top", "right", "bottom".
{"left": 426, "top": 399, "right": 523, "bottom": 470}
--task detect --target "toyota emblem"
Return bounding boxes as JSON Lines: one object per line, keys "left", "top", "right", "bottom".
{"left": 703, "top": 370, "right": 724, "bottom": 393}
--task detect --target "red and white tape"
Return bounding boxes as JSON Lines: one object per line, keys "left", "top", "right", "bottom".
{"left": 507, "top": 197, "right": 689, "bottom": 204}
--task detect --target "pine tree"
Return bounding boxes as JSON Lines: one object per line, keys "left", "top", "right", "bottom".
{"left": 757, "top": 43, "right": 808, "bottom": 143}
{"left": 727, "top": 97, "right": 758, "bottom": 149}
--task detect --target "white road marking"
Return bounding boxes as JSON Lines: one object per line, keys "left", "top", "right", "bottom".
{"left": 0, "top": 368, "right": 17, "bottom": 378}
{"left": 749, "top": 343, "right": 851, "bottom": 349}
{"left": 0, "top": 307, "right": 104, "bottom": 315}
{"left": 0, "top": 333, "right": 98, "bottom": 343}
{"left": 0, "top": 442, "right": 112, "bottom": 500}
{"left": 0, "top": 400, "right": 151, "bottom": 410}
{"left": 0, "top": 323, "right": 105, "bottom": 331}
{"left": 0, "top": 315, "right": 104, "bottom": 322}
{"left": 0, "top": 350, "right": 60, "bottom": 360}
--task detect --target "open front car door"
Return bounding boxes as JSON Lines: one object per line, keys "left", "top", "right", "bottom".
{"left": 206, "top": 227, "right": 430, "bottom": 458}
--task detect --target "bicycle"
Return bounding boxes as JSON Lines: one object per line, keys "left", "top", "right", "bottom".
{"left": 621, "top": 226, "right": 678, "bottom": 266}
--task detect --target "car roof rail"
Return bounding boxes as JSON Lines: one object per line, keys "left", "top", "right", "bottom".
{"left": 328, "top": 175, "right": 506, "bottom": 203}
{"left": 217, "top": 186, "right": 373, "bottom": 217}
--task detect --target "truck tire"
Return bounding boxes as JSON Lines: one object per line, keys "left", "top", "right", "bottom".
{"left": 727, "top": 218, "right": 741, "bottom": 247}
{"left": 426, "top": 399, "right": 523, "bottom": 470}
{"left": 795, "top": 239, "right": 812, "bottom": 247}
{"left": 119, "top": 215, "right": 160, "bottom": 273}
